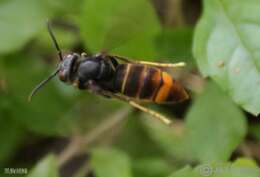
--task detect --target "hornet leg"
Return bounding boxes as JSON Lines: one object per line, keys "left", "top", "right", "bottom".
{"left": 100, "top": 90, "right": 172, "bottom": 125}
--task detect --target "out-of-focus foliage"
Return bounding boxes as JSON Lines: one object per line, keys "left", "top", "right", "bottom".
{"left": 185, "top": 82, "right": 246, "bottom": 163}
{"left": 193, "top": 0, "right": 260, "bottom": 115}
{"left": 1, "top": 54, "right": 77, "bottom": 135}
{"left": 144, "top": 82, "right": 246, "bottom": 163}
{"left": 27, "top": 155, "right": 59, "bottom": 177}
{"left": 0, "top": 0, "right": 51, "bottom": 54}
{"left": 155, "top": 27, "right": 194, "bottom": 66}
{"left": 169, "top": 158, "right": 260, "bottom": 177}
{"left": 90, "top": 148, "right": 132, "bottom": 177}
{"left": 0, "top": 0, "right": 259, "bottom": 177}
{"left": 132, "top": 157, "right": 174, "bottom": 177}
{"left": 0, "top": 116, "right": 23, "bottom": 165}
{"left": 79, "top": 0, "right": 161, "bottom": 58}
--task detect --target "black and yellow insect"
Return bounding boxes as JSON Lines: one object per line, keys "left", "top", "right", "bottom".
{"left": 114, "top": 62, "right": 188, "bottom": 104}
{"left": 29, "top": 22, "right": 189, "bottom": 125}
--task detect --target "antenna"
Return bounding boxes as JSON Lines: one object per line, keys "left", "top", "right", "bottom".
{"left": 28, "top": 68, "right": 60, "bottom": 102}
{"left": 28, "top": 21, "right": 63, "bottom": 102}
{"left": 47, "top": 20, "right": 63, "bottom": 61}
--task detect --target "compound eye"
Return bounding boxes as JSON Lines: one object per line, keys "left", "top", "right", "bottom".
{"left": 59, "top": 54, "right": 79, "bottom": 83}
{"left": 63, "top": 59, "right": 71, "bottom": 67}
{"left": 58, "top": 59, "right": 72, "bottom": 82}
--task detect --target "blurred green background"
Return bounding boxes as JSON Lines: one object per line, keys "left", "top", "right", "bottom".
{"left": 0, "top": 0, "right": 260, "bottom": 177}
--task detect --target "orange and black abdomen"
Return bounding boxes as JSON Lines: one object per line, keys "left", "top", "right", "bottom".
{"left": 113, "top": 64, "right": 189, "bottom": 103}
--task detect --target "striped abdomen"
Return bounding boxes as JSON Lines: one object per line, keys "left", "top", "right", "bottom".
{"left": 113, "top": 64, "right": 188, "bottom": 103}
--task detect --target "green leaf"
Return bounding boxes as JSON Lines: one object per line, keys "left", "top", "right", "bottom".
{"left": 91, "top": 147, "right": 132, "bottom": 177}
{"left": 227, "top": 158, "right": 260, "bottom": 177}
{"left": 78, "top": 0, "right": 161, "bottom": 58}
{"left": 132, "top": 157, "right": 173, "bottom": 177}
{"left": 232, "top": 158, "right": 258, "bottom": 167}
{"left": 66, "top": 95, "right": 125, "bottom": 134}
{"left": 44, "top": 0, "right": 84, "bottom": 14}
{"left": 0, "top": 0, "right": 51, "bottom": 54}
{"left": 0, "top": 112, "right": 23, "bottom": 165}
{"left": 169, "top": 158, "right": 260, "bottom": 177}
{"left": 34, "top": 27, "right": 78, "bottom": 54}
{"left": 27, "top": 154, "right": 59, "bottom": 177}
{"left": 144, "top": 82, "right": 247, "bottom": 163}
{"left": 185, "top": 82, "right": 247, "bottom": 163}
{"left": 155, "top": 27, "right": 194, "bottom": 66}
{"left": 168, "top": 166, "right": 200, "bottom": 177}
{"left": 0, "top": 54, "right": 77, "bottom": 135}
{"left": 143, "top": 117, "right": 194, "bottom": 162}
{"left": 193, "top": 0, "right": 260, "bottom": 115}
{"left": 115, "top": 114, "right": 163, "bottom": 158}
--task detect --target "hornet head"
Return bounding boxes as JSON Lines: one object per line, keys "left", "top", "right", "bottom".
{"left": 29, "top": 21, "right": 80, "bottom": 101}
